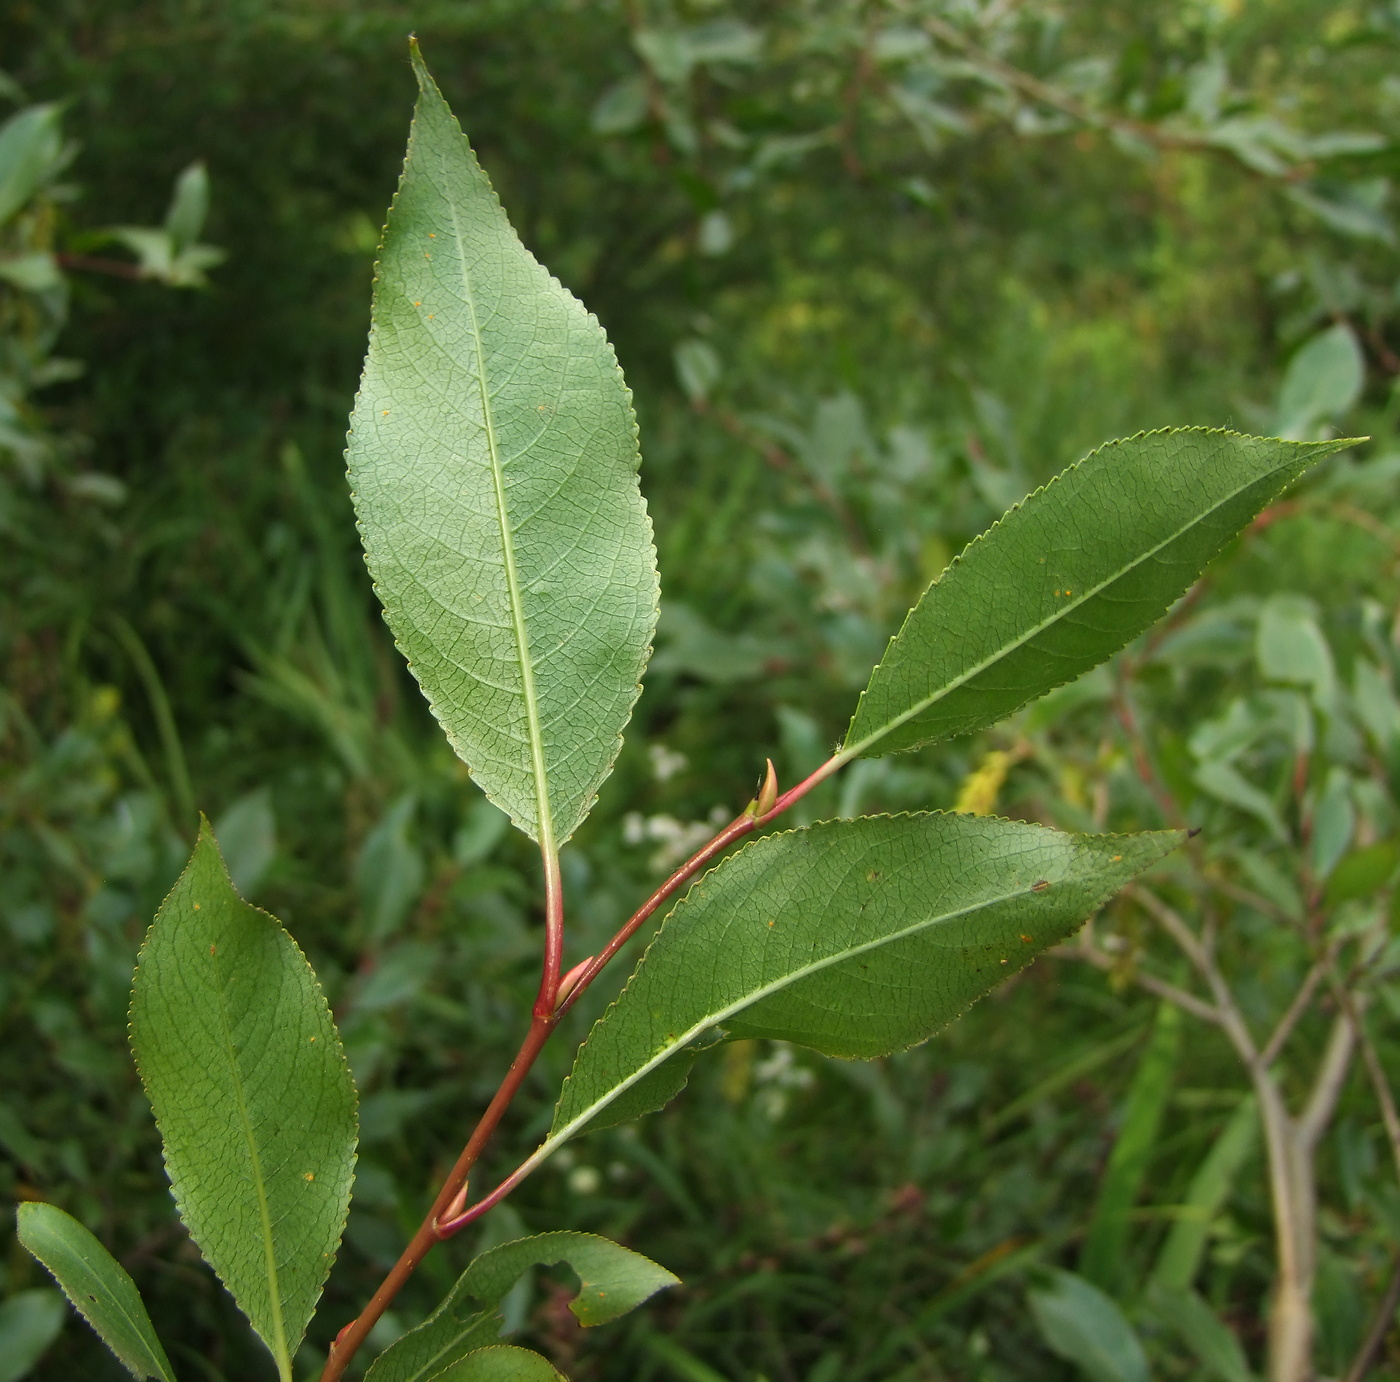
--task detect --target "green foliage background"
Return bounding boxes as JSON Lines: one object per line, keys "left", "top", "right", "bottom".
{"left": 4, "top": 1, "right": 1400, "bottom": 1378}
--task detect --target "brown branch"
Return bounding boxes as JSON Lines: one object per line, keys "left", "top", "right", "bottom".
{"left": 54, "top": 252, "right": 142, "bottom": 280}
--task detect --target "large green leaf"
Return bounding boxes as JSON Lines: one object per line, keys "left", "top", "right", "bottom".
{"left": 546, "top": 814, "right": 1179, "bottom": 1154}
{"left": 128, "top": 823, "right": 357, "bottom": 1382}
{"left": 436, "top": 1348, "right": 563, "bottom": 1382}
{"left": 1029, "top": 1270, "right": 1149, "bottom": 1382}
{"left": 347, "top": 41, "right": 657, "bottom": 846}
{"left": 15, "top": 1203, "right": 175, "bottom": 1382}
{"left": 843, "top": 429, "right": 1354, "bottom": 760}
{"left": 366, "top": 1232, "right": 674, "bottom": 1382}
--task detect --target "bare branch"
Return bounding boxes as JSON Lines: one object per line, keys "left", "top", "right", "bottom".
{"left": 1343, "top": 1251, "right": 1400, "bottom": 1382}
{"left": 1330, "top": 977, "right": 1400, "bottom": 1188}
{"left": 1128, "top": 885, "right": 1214, "bottom": 976}
{"left": 1298, "top": 1010, "right": 1357, "bottom": 1154}
{"left": 1049, "top": 934, "right": 1222, "bottom": 1026}
{"left": 1261, "top": 960, "right": 1328, "bottom": 1068}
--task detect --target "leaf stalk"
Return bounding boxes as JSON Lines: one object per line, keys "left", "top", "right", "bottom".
{"left": 320, "top": 750, "right": 846, "bottom": 1380}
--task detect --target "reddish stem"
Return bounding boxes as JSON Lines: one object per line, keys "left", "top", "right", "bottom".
{"left": 320, "top": 1015, "right": 554, "bottom": 1381}
{"left": 553, "top": 757, "right": 841, "bottom": 1020}
{"left": 320, "top": 752, "right": 846, "bottom": 1381}
{"left": 533, "top": 848, "right": 565, "bottom": 1019}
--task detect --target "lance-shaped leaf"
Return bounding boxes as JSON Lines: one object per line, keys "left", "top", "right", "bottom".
{"left": 347, "top": 41, "right": 658, "bottom": 846}
{"left": 128, "top": 823, "right": 357, "bottom": 1382}
{"left": 545, "top": 814, "right": 1179, "bottom": 1153}
{"left": 844, "top": 429, "right": 1356, "bottom": 759}
{"left": 16, "top": 1202, "right": 175, "bottom": 1382}
{"left": 366, "top": 1232, "right": 675, "bottom": 1382}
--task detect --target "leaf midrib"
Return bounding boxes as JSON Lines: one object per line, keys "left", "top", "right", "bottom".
{"left": 847, "top": 449, "right": 1293, "bottom": 758}
{"left": 541, "top": 867, "right": 1092, "bottom": 1158}
{"left": 209, "top": 946, "right": 291, "bottom": 1382}
{"left": 29, "top": 1220, "right": 174, "bottom": 1382}
{"left": 449, "top": 199, "right": 555, "bottom": 855}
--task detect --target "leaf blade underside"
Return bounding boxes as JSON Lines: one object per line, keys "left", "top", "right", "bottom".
{"left": 128, "top": 824, "right": 357, "bottom": 1378}
{"left": 16, "top": 1202, "right": 176, "bottom": 1382}
{"left": 548, "top": 814, "right": 1180, "bottom": 1151}
{"left": 845, "top": 428, "right": 1356, "bottom": 759}
{"left": 347, "top": 42, "right": 658, "bottom": 846}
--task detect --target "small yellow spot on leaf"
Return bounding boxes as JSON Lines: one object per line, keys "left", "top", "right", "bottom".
{"left": 1112, "top": 854, "right": 1122, "bottom": 861}
{"left": 1020, "top": 933, "right": 1033, "bottom": 943}
{"left": 305, "top": 1173, "right": 315, "bottom": 1182}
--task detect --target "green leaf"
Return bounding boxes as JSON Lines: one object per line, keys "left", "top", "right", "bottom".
{"left": 363, "top": 1296, "right": 498, "bottom": 1382}
{"left": 0, "top": 104, "right": 67, "bottom": 228}
{"left": 436, "top": 1348, "right": 563, "bottom": 1382}
{"left": 461, "top": 1232, "right": 678, "bottom": 1325}
{"left": 347, "top": 41, "right": 658, "bottom": 847}
{"left": 164, "top": 161, "right": 209, "bottom": 256}
{"left": 128, "top": 822, "right": 357, "bottom": 1381}
{"left": 1275, "top": 325, "right": 1365, "bottom": 439}
{"left": 1151, "top": 1096, "right": 1258, "bottom": 1293}
{"left": 1144, "top": 1282, "right": 1255, "bottom": 1382}
{"left": 547, "top": 814, "right": 1179, "bottom": 1154}
{"left": 366, "top": 1232, "right": 675, "bottom": 1382}
{"left": 0, "top": 1287, "right": 65, "bottom": 1382}
{"left": 1080, "top": 1004, "right": 1180, "bottom": 1291}
{"left": 842, "top": 429, "right": 1353, "bottom": 760}
{"left": 1325, "top": 839, "right": 1400, "bottom": 907}
{"left": 15, "top": 1203, "right": 175, "bottom": 1382}
{"left": 1028, "top": 1270, "right": 1149, "bottom": 1382}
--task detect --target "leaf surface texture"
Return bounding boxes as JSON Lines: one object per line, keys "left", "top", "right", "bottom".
{"left": 845, "top": 429, "right": 1353, "bottom": 758}
{"left": 551, "top": 814, "right": 1178, "bottom": 1145}
{"left": 128, "top": 824, "right": 357, "bottom": 1377}
{"left": 16, "top": 1202, "right": 175, "bottom": 1382}
{"left": 347, "top": 44, "right": 657, "bottom": 844}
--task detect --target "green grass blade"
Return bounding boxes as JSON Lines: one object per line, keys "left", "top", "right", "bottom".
{"left": 545, "top": 814, "right": 1181, "bottom": 1154}
{"left": 16, "top": 1202, "right": 175, "bottom": 1382}
{"left": 1151, "top": 1095, "right": 1258, "bottom": 1293}
{"left": 128, "top": 822, "right": 357, "bottom": 1380}
{"left": 1145, "top": 1282, "right": 1255, "bottom": 1382}
{"left": 844, "top": 429, "right": 1357, "bottom": 758}
{"left": 347, "top": 40, "right": 658, "bottom": 846}
{"left": 1080, "top": 1003, "right": 1181, "bottom": 1291}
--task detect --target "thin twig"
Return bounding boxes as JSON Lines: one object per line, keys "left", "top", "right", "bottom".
{"left": 1344, "top": 1252, "right": 1400, "bottom": 1382}
{"left": 1128, "top": 886, "right": 1213, "bottom": 977}
{"left": 320, "top": 750, "right": 849, "bottom": 1380}
{"left": 1298, "top": 1011, "right": 1356, "bottom": 1154}
{"left": 1051, "top": 934, "right": 1222, "bottom": 1025}
{"left": 1261, "top": 960, "right": 1328, "bottom": 1068}
{"left": 1330, "top": 976, "right": 1400, "bottom": 1186}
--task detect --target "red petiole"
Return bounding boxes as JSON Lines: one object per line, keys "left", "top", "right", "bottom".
{"left": 319, "top": 751, "right": 846, "bottom": 1381}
